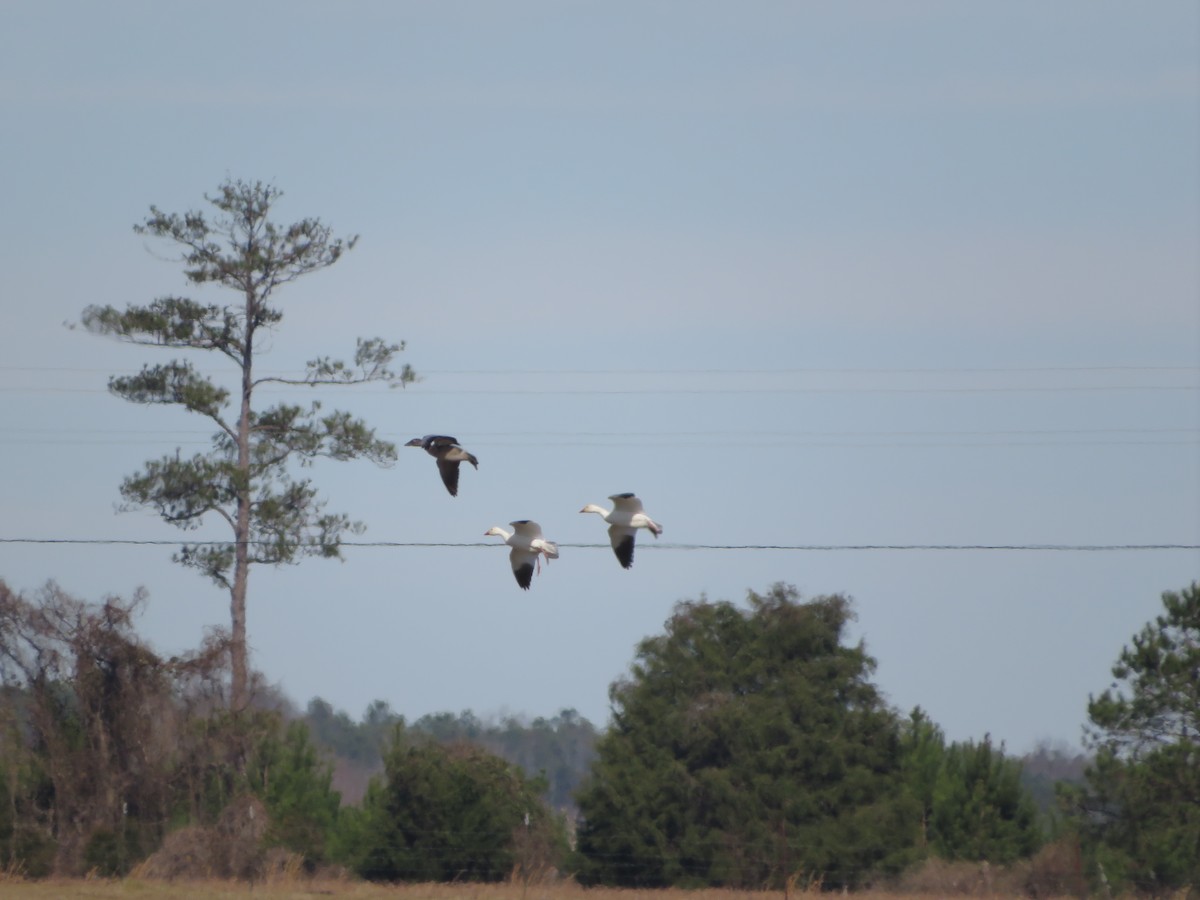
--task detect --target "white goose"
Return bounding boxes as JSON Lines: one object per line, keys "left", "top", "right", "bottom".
{"left": 580, "top": 493, "right": 663, "bottom": 569}
{"left": 484, "top": 520, "right": 560, "bottom": 590}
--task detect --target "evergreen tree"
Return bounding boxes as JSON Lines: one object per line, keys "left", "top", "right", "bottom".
{"left": 899, "top": 711, "right": 1042, "bottom": 864}
{"left": 81, "top": 179, "right": 414, "bottom": 710}
{"left": 900, "top": 708, "right": 945, "bottom": 852}
{"left": 409, "top": 708, "right": 599, "bottom": 812}
{"left": 247, "top": 719, "right": 341, "bottom": 867}
{"left": 1066, "top": 582, "right": 1200, "bottom": 892}
{"left": 575, "top": 584, "right": 919, "bottom": 889}
{"left": 345, "top": 725, "right": 567, "bottom": 882}
{"left": 0, "top": 684, "right": 56, "bottom": 877}
{"left": 929, "top": 736, "right": 1041, "bottom": 863}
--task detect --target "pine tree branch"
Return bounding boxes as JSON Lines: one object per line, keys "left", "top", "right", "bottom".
{"left": 82, "top": 298, "right": 245, "bottom": 363}
{"left": 253, "top": 338, "right": 417, "bottom": 390}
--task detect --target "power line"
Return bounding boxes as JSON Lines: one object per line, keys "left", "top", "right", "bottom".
{"left": 5, "top": 441, "right": 1197, "bottom": 452}
{"left": 3, "top": 437, "right": 1196, "bottom": 449}
{"left": 4, "top": 426, "right": 1196, "bottom": 451}
{"left": 424, "top": 365, "right": 1200, "bottom": 375}
{"left": 1, "top": 538, "right": 1195, "bottom": 552}
{"left": 3, "top": 384, "right": 1197, "bottom": 395}
{"left": 3, "top": 427, "right": 1195, "bottom": 437}
{"left": 3, "top": 364, "right": 1197, "bottom": 375}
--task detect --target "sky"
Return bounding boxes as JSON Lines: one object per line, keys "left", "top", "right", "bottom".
{"left": 1, "top": 1, "right": 1197, "bottom": 755}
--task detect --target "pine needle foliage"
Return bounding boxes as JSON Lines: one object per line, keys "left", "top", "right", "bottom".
{"left": 81, "top": 179, "right": 415, "bottom": 710}
{"left": 575, "top": 583, "right": 920, "bottom": 890}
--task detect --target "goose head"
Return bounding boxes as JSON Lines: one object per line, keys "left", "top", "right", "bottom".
{"left": 580, "top": 503, "right": 609, "bottom": 516}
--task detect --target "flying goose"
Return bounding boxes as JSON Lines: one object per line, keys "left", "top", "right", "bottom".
{"left": 484, "top": 520, "right": 560, "bottom": 590}
{"left": 405, "top": 434, "right": 479, "bottom": 497}
{"left": 579, "top": 493, "right": 662, "bottom": 569}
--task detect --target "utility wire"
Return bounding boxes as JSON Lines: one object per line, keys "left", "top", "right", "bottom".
{"left": 0, "top": 538, "right": 1195, "bottom": 551}
{"left": 4, "top": 427, "right": 1195, "bottom": 450}
{"left": 2, "top": 385, "right": 1196, "bottom": 395}
{"left": 3, "top": 427, "right": 1195, "bottom": 438}
{"left": 3, "top": 438, "right": 1196, "bottom": 449}
{"left": 2, "top": 363, "right": 1197, "bottom": 375}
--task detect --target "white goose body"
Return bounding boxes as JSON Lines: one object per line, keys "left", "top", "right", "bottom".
{"left": 580, "top": 492, "right": 662, "bottom": 569}
{"left": 484, "top": 520, "right": 559, "bottom": 589}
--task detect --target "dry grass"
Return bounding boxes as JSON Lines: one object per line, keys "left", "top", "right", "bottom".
{"left": 0, "top": 875, "right": 1085, "bottom": 900}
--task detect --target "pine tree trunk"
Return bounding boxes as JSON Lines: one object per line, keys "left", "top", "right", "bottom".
{"left": 230, "top": 297, "right": 255, "bottom": 712}
{"left": 230, "top": 559, "right": 248, "bottom": 711}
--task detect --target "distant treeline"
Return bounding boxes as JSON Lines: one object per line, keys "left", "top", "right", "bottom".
{"left": 303, "top": 700, "right": 599, "bottom": 812}
{"left": 299, "top": 699, "right": 1084, "bottom": 818}
{"left": 1, "top": 578, "right": 1193, "bottom": 896}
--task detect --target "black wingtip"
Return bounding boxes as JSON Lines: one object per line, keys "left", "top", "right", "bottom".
{"left": 514, "top": 563, "right": 535, "bottom": 589}
{"left": 438, "top": 459, "right": 461, "bottom": 496}
{"left": 614, "top": 536, "right": 635, "bottom": 569}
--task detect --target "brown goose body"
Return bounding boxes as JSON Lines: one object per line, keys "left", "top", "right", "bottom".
{"left": 405, "top": 434, "right": 478, "bottom": 497}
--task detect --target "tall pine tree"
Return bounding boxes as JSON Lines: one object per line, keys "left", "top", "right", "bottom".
{"left": 82, "top": 179, "right": 414, "bottom": 710}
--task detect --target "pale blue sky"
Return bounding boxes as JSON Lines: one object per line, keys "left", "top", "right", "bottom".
{"left": 1, "top": 1, "right": 1197, "bottom": 753}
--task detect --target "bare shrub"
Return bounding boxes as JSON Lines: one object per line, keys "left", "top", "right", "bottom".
{"left": 135, "top": 796, "right": 271, "bottom": 882}
{"left": 0, "top": 580, "right": 314, "bottom": 880}
{"left": 258, "top": 846, "right": 305, "bottom": 884}
{"left": 135, "top": 827, "right": 215, "bottom": 880}
{"left": 213, "top": 794, "right": 268, "bottom": 879}
{"left": 892, "top": 858, "right": 996, "bottom": 895}
{"left": 1023, "top": 837, "right": 1087, "bottom": 899}
{"left": 892, "top": 854, "right": 1089, "bottom": 899}
{"left": 0, "top": 582, "right": 177, "bottom": 874}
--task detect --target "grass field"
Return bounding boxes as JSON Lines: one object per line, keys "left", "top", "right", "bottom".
{"left": 0, "top": 878, "right": 1082, "bottom": 900}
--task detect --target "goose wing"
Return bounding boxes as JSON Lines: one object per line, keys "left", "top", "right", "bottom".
{"left": 509, "top": 520, "right": 544, "bottom": 543}
{"left": 509, "top": 547, "right": 538, "bottom": 590}
{"left": 427, "top": 440, "right": 477, "bottom": 496}
{"left": 609, "top": 493, "right": 645, "bottom": 514}
{"left": 436, "top": 457, "right": 463, "bottom": 496}
{"left": 608, "top": 524, "right": 638, "bottom": 569}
